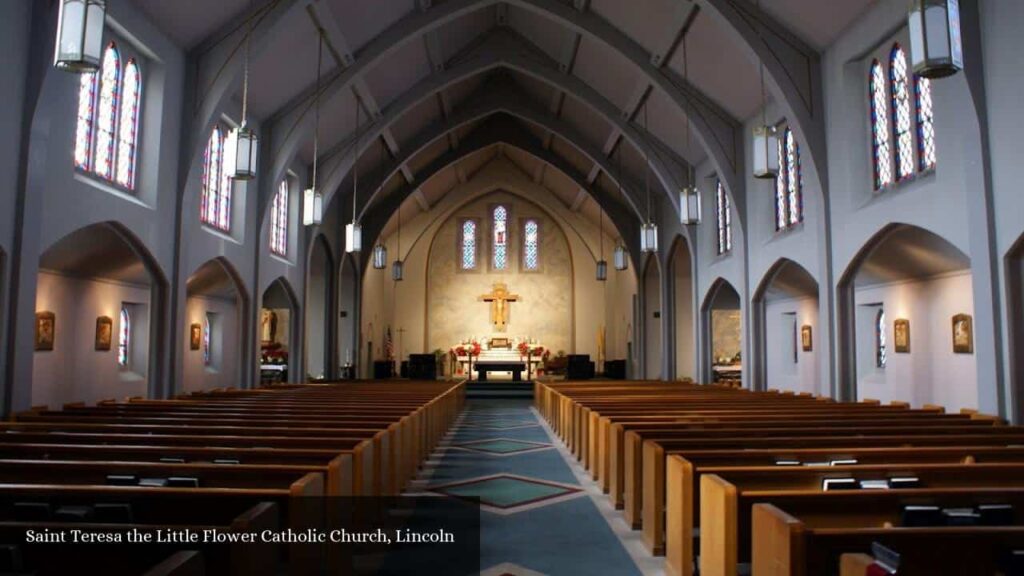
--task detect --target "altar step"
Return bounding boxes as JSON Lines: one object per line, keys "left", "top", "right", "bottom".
{"left": 465, "top": 380, "right": 534, "bottom": 399}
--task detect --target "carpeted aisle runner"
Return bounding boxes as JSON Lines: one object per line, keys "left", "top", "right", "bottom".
{"left": 408, "top": 398, "right": 663, "bottom": 576}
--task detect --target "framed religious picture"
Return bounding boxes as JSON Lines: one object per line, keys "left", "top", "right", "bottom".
{"left": 189, "top": 323, "right": 202, "bottom": 351}
{"left": 952, "top": 314, "right": 973, "bottom": 354}
{"left": 35, "top": 311, "right": 55, "bottom": 351}
{"left": 800, "top": 325, "right": 812, "bottom": 351}
{"left": 894, "top": 319, "right": 910, "bottom": 353}
{"left": 95, "top": 316, "right": 113, "bottom": 351}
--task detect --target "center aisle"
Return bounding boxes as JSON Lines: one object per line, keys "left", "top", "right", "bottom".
{"left": 409, "top": 398, "right": 663, "bottom": 576}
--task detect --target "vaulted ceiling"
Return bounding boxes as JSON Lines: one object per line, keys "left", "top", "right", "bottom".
{"left": 134, "top": 0, "right": 877, "bottom": 236}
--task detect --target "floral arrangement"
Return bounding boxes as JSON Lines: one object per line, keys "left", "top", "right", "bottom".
{"left": 261, "top": 342, "right": 288, "bottom": 365}
{"left": 453, "top": 342, "right": 482, "bottom": 357}
{"left": 517, "top": 342, "right": 545, "bottom": 357}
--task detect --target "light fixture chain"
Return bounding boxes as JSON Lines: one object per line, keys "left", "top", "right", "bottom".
{"left": 312, "top": 28, "right": 322, "bottom": 191}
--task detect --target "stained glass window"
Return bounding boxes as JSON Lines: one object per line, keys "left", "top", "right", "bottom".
{"left": 890, "top": 45, "right": 914, "bottom": 182}
{"left": 270, "top": 180, "right": 288, "bottom": 256}
{"left": 774, "top": 127, "right": 803, "bottom": 230}
{"left": 200, "top": 126, "right": 232, "bottom": 231}
{"left": 869, "top": 60, "right": 892, "bottom": 190}
{"left": 716, "top": 181, "right": 732, "bottom": 255}
{"left": 115, "top": 59, "right": 141, "bottom": 189}
{"left": 876, "top": 309, "right": 887, "bottom": 369}
{"left": 93, "top": 43, "right": 121, "bottom": 181}
{"left": 73, "top": 40, "right": 142, "bottom": 191}
{"left": 460, "top": 220, "right": 477, "bottom": 270}
{"left": 203, "top": 316, "right": 212, "bottom": 366}
{"left": 74, "top": 71, "right": 98, "bottom": 170}
{"left": 523, "top": 219, "right": 539, "bottom": 270}
{"left": 492, "top": 205, "right": 508, "bottom": 270}
{"left": 118, "top": 306, "right": 130, "bottom": 367}
{"left": 916, "top": 76, "right": 936, "bottom": 171}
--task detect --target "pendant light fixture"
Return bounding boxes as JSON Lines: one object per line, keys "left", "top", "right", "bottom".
{"left": 303, "top": 29, "right": 324, "bottom": 226}
{"left": 678, "top": 34, "right": 701, "bottom": 225}
{"left": 392, "top": 204, "right": 404, "bottom": 281}
{"left": 345, "top": 92, "right": 363, "bottom": 252}
{"left": 54, "top": 0, "right": 106, "bottom": 72}
{"left": 751, "top": 0, "right": 779, "bottom": 179}
{"left": 639, "top": 104, "right": 658, "bottom": 254}
{"left": 372, "top": 243, "right": 387, "bottom": 269}
{"left": 233, "top": 0, "right": 259, "bottom": 180}
{"left": 909, "top": 0, "right": 964, "bottom": 78}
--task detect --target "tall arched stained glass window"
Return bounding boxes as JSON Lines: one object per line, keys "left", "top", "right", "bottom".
{"left": 73, "top": 39, "right": 143, "bottom": 191}
{"left": 270, "top": 180, "right": 288, "bottom": 256}
{"left": 523, "top": 219, "right": 539, "bottom": 271}
{"left": 115, "top": 59, "right": 141, "bottom": 189}
{"left": 74, "top": 71, "right": 98, "bottom": 170}
{"left": 869, "top": 60, "right": 892, "bottom": 190}
{"left": 93, "top": 43, "right": 121, "bottom": 181}
{"left": 890, "top": 45, "right": 914, "bottom": 182}
{"left": 460, "top": 220, "right": 477, "bottom": 270}
{"left": 774, "top": 127, "right": 803, "bottom": 230}
{"left": 200, "top": 126, "right": 232, "bottom": 231}
{"left": 916, "top": 76, "right": 936, "bottom": 171}
{"left": 492, "top": 205, "right": 508, "bottom": 270}
{"left": 716, "top": 181, "right": 732, "bottom": 255}
{"left": 118, "top": 306, "right": 130, "bottom": 367}
{"left": 876, "top": 308, "right": 887, "bottom": 369}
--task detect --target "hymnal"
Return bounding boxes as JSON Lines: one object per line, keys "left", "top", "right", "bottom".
{"left": 902, "top": 505, "right": 941, "bottom": 527}
{"left": 978, "top": 504, "right": 1014, "bottom": 526}
{"left": 859, "top": 479, "right": 890, "bottom": 490}
{"left": 774, "top": 459, "right": 801, "bottom": 466}
{"left": 830, "top": 459, "right": 859, "bottom": 466}
{"left": 822, "top": 477, "right": 858, "bottom": 491}
{"left": 888, "top": 476, "right": 921, "bottom": 489}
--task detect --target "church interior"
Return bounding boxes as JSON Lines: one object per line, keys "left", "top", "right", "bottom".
{"left": 1, "top": 0, "right": 1023, "bottom": 574}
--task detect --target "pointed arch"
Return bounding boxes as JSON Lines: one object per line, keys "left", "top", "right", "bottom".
{"left": 751, "top": 258, "right": 820, "bottom": 393}
{"left": 668, "top": 235, "right": 695, "bottom": 381}
{"left": 701, "top": 277, "right": 743, "bottom": 386}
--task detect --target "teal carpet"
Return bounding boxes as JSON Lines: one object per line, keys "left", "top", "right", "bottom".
{"left": 417, "top": 399, "right": 644, "bottom": 576}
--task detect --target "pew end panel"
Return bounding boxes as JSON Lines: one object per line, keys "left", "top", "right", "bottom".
{"left": 751, "top": 503, "right": 805, "bottom": 576}
{"left": 700, "top": 474, "right": 739, "bottom": 576}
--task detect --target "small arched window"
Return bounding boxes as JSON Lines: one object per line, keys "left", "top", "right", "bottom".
{"left": 203, "top": 316, "right": 212, "bottom": 366}
{"left": 523, "top": 219, "right": 539, "bottom": 271}
{"left": 869, "top": 60, "right": 892, "bottom": 190}
{"left": 270, "top": 180, "right": 289, "bottom": 256}
{"left": 118, "top": 306, "right": 130, "bottom": 367}
{"left": 200, "top": 126, "right": 232, "bottom": 231}
{"left": 716, "top": 181, "right": 732, "bottom": 255}
{"left": 460, "top": 220, "right": 477, "bottom": 270}
{"left": 492, "top": 205, "right": 508, "bottom": 270}
{"left": 876, "top": 308, "right": 887, "bottom": 369}
{"left": 890, "top": 45, "right": 914, "bottom": 182}
{"left": 916, "top": 76, "right": 936, "bottom": 171}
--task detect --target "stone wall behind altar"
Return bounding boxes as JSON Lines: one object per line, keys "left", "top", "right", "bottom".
{"left": 426, "top": 192, "right": 573, "bottom": 355}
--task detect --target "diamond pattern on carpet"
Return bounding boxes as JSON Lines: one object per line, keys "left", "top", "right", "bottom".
{"left": 451, "top": 438, "right": 552, "bottom": 455}
{"left": 428, "top": 474, "right": 583, "bottom": 514}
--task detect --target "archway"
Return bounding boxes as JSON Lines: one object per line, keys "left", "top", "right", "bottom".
{"left": 184, "top": 258, "right": 248, "bottom": 393}
{"left": 1004, "top": 233, "right": 1024, "bottom": 421}
{"left": 306, "top": 235, "right": 334, "bottom": 380}
{"left": 260, "top": 278, "right": 300, "bottom": 384}
{"left": 34, "top": 222, "right": 167, "bottom": 406}
{"left": 702, "top": 279, "right": 742, "bottom": 386}
{"left": 642, "top": 254, "right": 662, "bottom": 380}
{"left": 838, "top": 224, "right": 974, "bottom": 410}
{"left": 752, "top": 259, "right": 820, "bottom": 394}
{"left": 669, "top": 237, "right": 695, "bottom": 381}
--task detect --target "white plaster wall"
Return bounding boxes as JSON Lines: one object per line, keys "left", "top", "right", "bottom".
{"left": 765, "top": 296, "right": 820, "bottom": 394}
{"left": 33, "top": 272, "right": 149, "bottom": 407}
{"left": 854, "top": 273, "right": 977, "bottom": 412}
{"left": 182, "top": 295, "right": 239, "bottom": 393}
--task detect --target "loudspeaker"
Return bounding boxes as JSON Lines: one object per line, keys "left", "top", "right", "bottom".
{"left": 373, "top": 360, "right": 395, "bottom": 379}
{"left": 567, "top": 355, "right": 595, "bottom": 380}
{"left": 407, "top": 354, "right": 437, "bottom": 380}
{"left": 604, "top": 359, "right": 626, "bottom": 380}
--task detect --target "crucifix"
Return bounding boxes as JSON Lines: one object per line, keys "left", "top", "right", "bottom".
{"left": 478, "top": 282, "right": 519, "bottom": 332}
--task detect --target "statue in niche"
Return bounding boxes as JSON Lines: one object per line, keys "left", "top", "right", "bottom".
{"left": 261, "top": 309, "right": 279, "bottom": 344}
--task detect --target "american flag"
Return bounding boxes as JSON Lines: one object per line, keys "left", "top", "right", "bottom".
{"left": 384, "top": 326, "right": 394, "bottom": 361}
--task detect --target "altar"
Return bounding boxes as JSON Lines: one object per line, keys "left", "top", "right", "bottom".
{"left": 451, "top": 337, "right": 545, "bottom": 381}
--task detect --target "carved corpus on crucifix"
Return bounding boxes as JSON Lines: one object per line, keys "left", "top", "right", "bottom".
{"left": 479, "top": 282, "right": 519, "bottom": 332}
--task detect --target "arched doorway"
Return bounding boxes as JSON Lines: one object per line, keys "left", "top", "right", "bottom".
{"left": 642, "top": 254, "right": 662, "bottom": 380}
{"left": 702, "top": 279, "right": 742, "bottom": 386}
{"left": 338, "top": 253, "right": 359, "bottom": 378}
{"left": 1005, "top": 233, "right": 1024, "bottom": 421}
{"left": 838, "top": 224, "right": 973, "bottom": 410}
{"left": 260, "top": 278, "right": 300, "bottom": 384}
{"left": 669, "top": 236, "right": 695, "bottom": 381}
{"left": 184, "top": 258, "right": 248, "bottom": 393}
{"left": 752, "top": 259, "right": 820, "bottom": 394}
{"left": 306, "top": 235, "right": 334, "bottom": 380}
{"left": 34, "top": 222, "right": 167, "bottom": 406}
